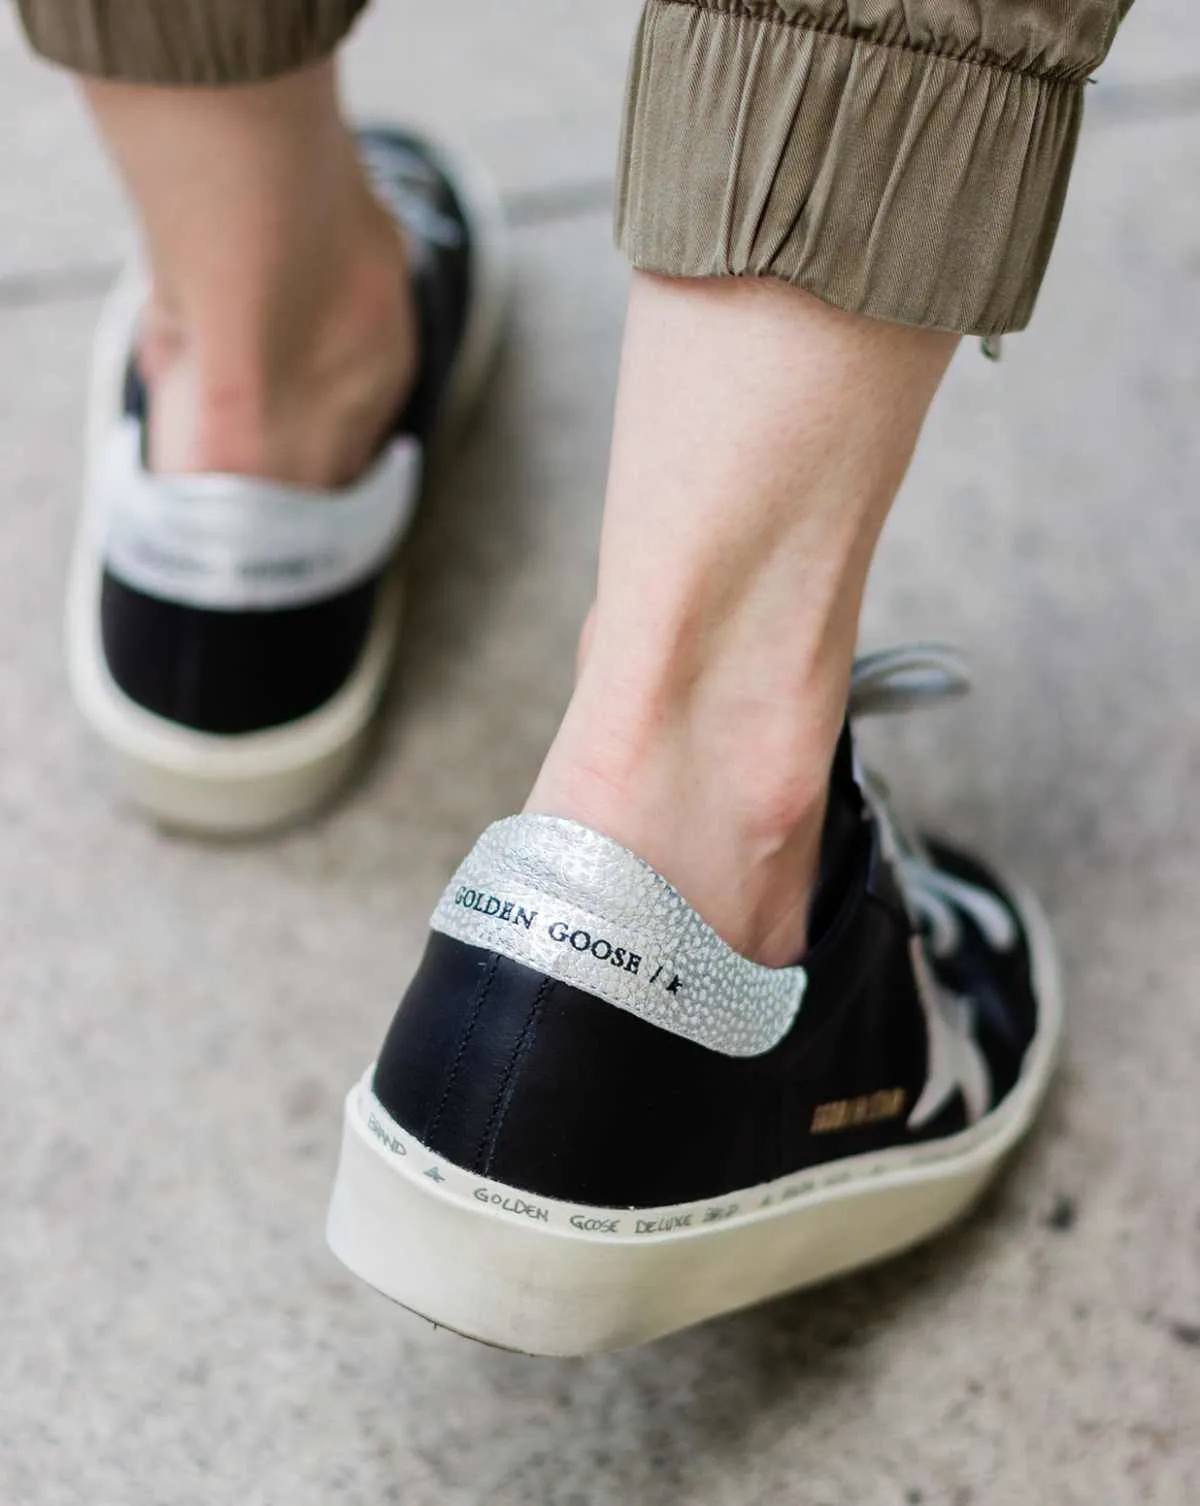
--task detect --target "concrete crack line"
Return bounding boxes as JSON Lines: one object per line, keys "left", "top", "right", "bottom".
{"left": 0, "top": 177, "right": 615, "bottom": 313}
{"left": 1090, "top": 75, "right": 1200, "bottom": 127}
{"left": 0, "top": 260, "right": 121, "bottom": 310}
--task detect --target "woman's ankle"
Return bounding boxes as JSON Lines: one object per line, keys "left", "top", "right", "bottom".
{"left": 83, "top": 63, "right": 419, "bottom": 487}
{"left": 139, "top": 193, "right": 418, "bottom": 486}
{"left": 527, "top": 653, "right": 847, "bottom": 967}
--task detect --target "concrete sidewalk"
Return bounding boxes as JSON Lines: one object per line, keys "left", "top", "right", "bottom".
{"left": 1, "top": 4, "right": 1198, "bottom": 1503}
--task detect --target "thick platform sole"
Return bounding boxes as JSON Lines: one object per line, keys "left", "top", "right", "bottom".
{"left": 327, "top": 882, "right": 1064, "bottom": 1356}
{"left": 66, "top": 135, "right": 509, "bottom": 837}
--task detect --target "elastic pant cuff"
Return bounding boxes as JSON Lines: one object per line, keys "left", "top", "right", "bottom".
{"left": 17, "top": 0, "right": 369, "bottom": 86}
{"left": 617, "top": 0, "right": 1087, "bottom": 335}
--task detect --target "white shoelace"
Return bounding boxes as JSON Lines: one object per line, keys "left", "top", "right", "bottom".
{"left": 851, "top": 644, "right": 1017, "bottom": 960}
{"left": 360, "top": 138, "right": 466, "bottom": 250}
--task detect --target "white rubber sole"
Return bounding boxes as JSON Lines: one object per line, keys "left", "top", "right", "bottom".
{"left": 327, "top": 879, "right": 1064, "bottom": 1356}
{"left": 65, "top": 136, "right": 510, "bottom": 837}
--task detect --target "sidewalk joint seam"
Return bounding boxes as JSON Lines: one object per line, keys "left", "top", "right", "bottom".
{"left": 0, "top": 180, "right": 615, "bottom": 312}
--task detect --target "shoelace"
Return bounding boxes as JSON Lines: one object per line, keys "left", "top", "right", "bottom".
{"left": 850, "top": 644, "right": 1017, "bottom": 959}
{"left": 360, "top": 139, "right": 465, "bottom": 250}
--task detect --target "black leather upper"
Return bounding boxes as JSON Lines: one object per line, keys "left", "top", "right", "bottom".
{"left": 923, "top": 840, "right": 1039, "bottom": 1105}
{"left": 99, "top": 573, "right": 380, "bottom": 735}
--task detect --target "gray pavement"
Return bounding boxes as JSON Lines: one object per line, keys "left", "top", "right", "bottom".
{"left": 1, "top": 4, "right": 1198, "bottom": 1503}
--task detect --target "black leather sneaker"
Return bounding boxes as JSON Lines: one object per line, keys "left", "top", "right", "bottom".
{"left": 326, "top": 646, "right": 1063, "bottom": 1354}
{"left": 67, "top": 128, "right": 508, "bottom": 834}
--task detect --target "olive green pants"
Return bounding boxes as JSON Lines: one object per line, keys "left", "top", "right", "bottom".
{"left": 17, "top": 0, "right": 1136, "bottom": 336}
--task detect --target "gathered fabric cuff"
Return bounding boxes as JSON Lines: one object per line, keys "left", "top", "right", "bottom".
{"left": 17, "top": 0, "right": 369, "bottom": 86}
{"left": 617, "top": 0, "right": 1087, "bottom": 335}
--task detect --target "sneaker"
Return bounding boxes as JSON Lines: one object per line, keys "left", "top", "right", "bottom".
{"left": 326, "top": 645, "right": 1063, "bottom": 1354}
{"left": 66, "top": 128, "right": 508, "bottom": 834}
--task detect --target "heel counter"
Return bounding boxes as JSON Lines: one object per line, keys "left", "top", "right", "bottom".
{"left": 371, "top": 932, "right": 781, "bottom": 1210}
{"left": 371, "top": 812, "right": 812, "bottom": 1209}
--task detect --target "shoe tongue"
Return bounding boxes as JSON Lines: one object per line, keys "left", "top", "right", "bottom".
{"left": 806, "top": 723, "right": 869, "bottom": 946}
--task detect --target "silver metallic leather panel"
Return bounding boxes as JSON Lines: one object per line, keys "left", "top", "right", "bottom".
{"left": 95, "top": 423, "right": 422, "bottom": 611}
{"left": 431, "top": 815, "right": 807, "bottom": 1058}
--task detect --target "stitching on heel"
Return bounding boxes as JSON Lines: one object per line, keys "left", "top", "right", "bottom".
{"left": 477, "top": 976, "right": 553, "bottom": 1176}
{"left": 425, "top": 951, "right": 501, "bottom": 1144}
